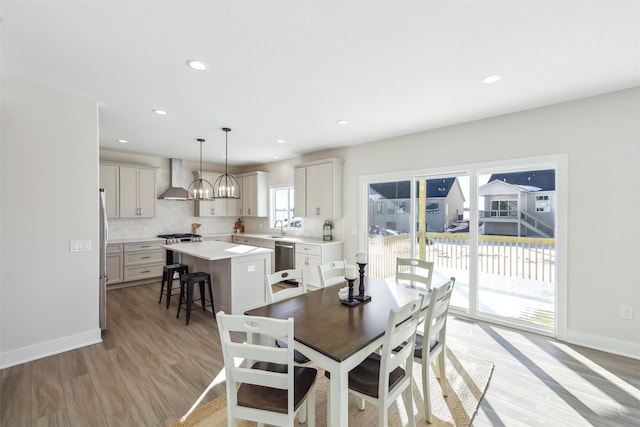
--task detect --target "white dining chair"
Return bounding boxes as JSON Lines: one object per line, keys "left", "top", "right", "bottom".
{"left": 265, "top": 268, "right": 311, "bottom": 366}
{"left": 414, "top": 277, "right": 455, "bottom": 423}
{"left": 216, "top": 311, "right": 317, "bottom": 427}
{"left": 317, "top": 259, "right": 347, "bottom": 288}
{"left": 327, "top": 295, "right": 424, "bottom": 427}
{"left": 395, "top": 257, "right": 434, "bottom": 289}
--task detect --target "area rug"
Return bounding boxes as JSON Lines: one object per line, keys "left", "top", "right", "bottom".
{"left": 169, "top": 349, "right": 494, "bottom": 427}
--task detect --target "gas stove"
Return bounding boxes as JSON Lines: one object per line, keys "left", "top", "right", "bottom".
{"left": 158, "top": 233, "right": 203, "bottom": 244}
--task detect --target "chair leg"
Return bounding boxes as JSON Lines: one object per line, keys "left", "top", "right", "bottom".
{"left": 186, "top": 282, "right": 194, "bottom": 325}
{"left": 423, "top": 359, "right": 433, "bottom": 423}
{"left": 358, "top": 397, "right": 366, "bottom": 411}
{"left": 159, "top": 270, "right": 167, "bottom": 303}
{"left": 307, "top": 384, "right": 316, "bottom": 427}
{"left": 438, "top": 349, "right": 448, "bottom": 397}
{"left": 402, "top": 382, "right": 416, "bottom": 427}
{"left": 207, "top": 279, "right": 215, "bottom": 316}
{"left": 176, "top": 282, "right": 184, "bottom": 318}
{"left": 378, "top": 404, "right": 387, "bottom": 427}
{"left": 298, "top": 400, "right": 307, "bottom": 424}
{"left": 166, "top": 277, "right": 173, "bottom": 308}
{"left": 199, "top": 281, "right": 206, "bottom": 311}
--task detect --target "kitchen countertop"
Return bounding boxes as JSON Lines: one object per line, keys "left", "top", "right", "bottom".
{"left": 162, "top": 240, "right": 272, "bottom": 261}
{"left": 229, "top": 233, "right": 342, "bottom": 246}
{"left": 107, "top": 236, "right": 166, "bottom": 245}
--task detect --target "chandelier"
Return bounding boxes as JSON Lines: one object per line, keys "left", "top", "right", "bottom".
{"left": 212, "top": 127, "right": 241, "bottom": 199}
{"left": 187, "top": 138, "right": 215, "bottom": 200}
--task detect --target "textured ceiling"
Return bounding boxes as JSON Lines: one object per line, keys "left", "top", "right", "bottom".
{"left": 2, "top": 0, "right": 639, "bottom": 166}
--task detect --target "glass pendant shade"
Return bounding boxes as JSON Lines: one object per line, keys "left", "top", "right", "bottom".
{"left": 187, "top": 138, "right": 215, "bottom": 200}
{"left": 212, "top": 127, "right": 241, "bottom": 200}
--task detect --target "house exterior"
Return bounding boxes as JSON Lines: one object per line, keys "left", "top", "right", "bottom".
{"left": 368, "top": 177, "right": 466, "bottom": 233}
{"left": 479, "top": 169, "right": 555, "bottom": 237}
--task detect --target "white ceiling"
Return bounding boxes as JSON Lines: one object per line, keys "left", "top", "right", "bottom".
{"left": 2, "top": 1, "right": 639, "bottom": 166}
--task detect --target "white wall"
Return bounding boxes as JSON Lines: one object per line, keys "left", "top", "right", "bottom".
{"left": 259, "top": 88, "right": 640, "bottom": 358}
{"left": 1, "top": 82, "right": 100, "bottom": 367}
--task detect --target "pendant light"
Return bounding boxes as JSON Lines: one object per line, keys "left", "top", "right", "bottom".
{"left": 187, "top": 138, "right": 215, "bottom": 200}
{"left": 213, "top": 127, "right": 241, "bottom": 199}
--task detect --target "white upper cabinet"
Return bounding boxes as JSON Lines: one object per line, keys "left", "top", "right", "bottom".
{"left": 119, "top": 166, "right": 157, "bottom": 218}
{"left": 294, "top": 159, "right": 343, "bottom": 218}
{"left": 100, "top": 163, "right": 157, "bottom": 218}
{"left": 238, "top": 171, "right": 268, "bottom": 217}
{"left": 99, "top": 164, "right": 120, "bottom": 218}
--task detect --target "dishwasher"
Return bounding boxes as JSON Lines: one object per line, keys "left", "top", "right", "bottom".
{"left": 274, "top": 240, "right": 297, "bottom": 284}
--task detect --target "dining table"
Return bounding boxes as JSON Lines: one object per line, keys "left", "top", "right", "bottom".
{"left": 244, "top": 276, "right": 431, "bottom": 426}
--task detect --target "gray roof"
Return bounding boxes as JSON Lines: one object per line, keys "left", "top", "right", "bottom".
{"left": 488, "top": 170, "right": 555, "bottom": 191}
{"left": 369, "top": 178, "right": 456, "bottom": 199}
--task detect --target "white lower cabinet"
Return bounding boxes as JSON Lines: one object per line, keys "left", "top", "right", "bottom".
{"left": 123, "top": 241, "right": 165, "bottom": 282}
{"left": 106, "top": 244, "right": 123, "bottom": 285}
{"left": 295, "top": 242, "right": 343, "bottom": 289}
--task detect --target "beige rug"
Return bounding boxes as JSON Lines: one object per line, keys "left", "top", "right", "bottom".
{"left": 169, "top": 349, "right": 494, "bottom": 426}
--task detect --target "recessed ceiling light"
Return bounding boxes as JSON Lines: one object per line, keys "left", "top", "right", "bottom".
{"left": 336, "top": 120, "right": 348, "bottom": 125}
{"left": 152, "top": 109, "right": 168, "bottom": 115}
{"left": 276, "top": 139, "right": 286, "bottom": 144}
{"left": 481, "top": 74, "right": 503, "bottom": 84}
{"left": 117, "top": 139, "right": 128, "bottom": 143}
{"left": 186, "top": 59, "right": 208, "bottom": 71}
{"left": 273, "top": 156, "right": 279, "bottom": 160}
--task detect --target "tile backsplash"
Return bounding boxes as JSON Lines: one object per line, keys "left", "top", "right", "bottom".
{"left": 107, "top": 199, "right": 342, "bottom": 241}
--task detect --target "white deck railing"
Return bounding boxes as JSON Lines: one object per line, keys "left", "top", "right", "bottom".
{"left": 368, "top": 233, "right": 556, "bottom": 283}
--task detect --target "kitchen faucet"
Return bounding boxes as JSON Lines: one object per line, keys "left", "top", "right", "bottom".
{"left": 274, "top": 220, "right": 284, "bottom": 235}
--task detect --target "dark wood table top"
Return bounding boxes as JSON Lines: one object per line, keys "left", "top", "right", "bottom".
{"left": 245, "top": 276, "right": 430, "bottom": 362}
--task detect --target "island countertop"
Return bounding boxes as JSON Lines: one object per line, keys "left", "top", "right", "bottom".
{"left": 162, "top": 240, "right": 272, "bottom": 261}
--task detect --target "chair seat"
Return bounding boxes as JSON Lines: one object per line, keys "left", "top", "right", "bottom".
{"left": 275, "top": 339, "right": 311, "bottom": 364}
{"left": 324, "top": 352, "right": 406, "bottom": 398}
{"left": 394, "top": 334, "right": 439, "bottom": 358}
{"left": 237, "top": 362, "right": 317, "bottom": 414}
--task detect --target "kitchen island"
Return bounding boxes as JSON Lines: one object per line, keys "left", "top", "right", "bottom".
{"left": 162, "top": 241, "right": 272, "bottom": 315}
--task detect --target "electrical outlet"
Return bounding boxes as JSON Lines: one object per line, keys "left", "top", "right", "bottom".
{"left": 620, "top": 306, "right": 633, "bottom": 320}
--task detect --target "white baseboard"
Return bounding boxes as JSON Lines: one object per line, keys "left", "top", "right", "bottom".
{"left": 0, "top": 328, "right": 102, "bottom": 369}
{"left": 567, "top": 330, "right": 640, "bottom": 360}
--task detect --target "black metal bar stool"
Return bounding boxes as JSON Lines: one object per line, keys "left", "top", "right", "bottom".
{"left": 159, "top": 264, "right": 189, "bottom": 308}
{"left": 177, "top": 272, "right": 214, "bottom": 325}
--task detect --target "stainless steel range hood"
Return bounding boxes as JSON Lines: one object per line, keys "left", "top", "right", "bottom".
{"left": 158, "top": 159, "right": 190, "bottom": 200}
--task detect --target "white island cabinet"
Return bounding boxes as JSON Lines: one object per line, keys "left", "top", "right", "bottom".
{"left": 163, "top": 241, "right": 272, "bottom": 315}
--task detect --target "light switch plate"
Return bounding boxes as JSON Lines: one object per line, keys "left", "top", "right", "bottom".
{"left": 70, "top": 240, "right": 92, "bottom": 252}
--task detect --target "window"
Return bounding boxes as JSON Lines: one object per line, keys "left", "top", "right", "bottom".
{"left": 490, "top": 199, "right": 518, "bottom": 216}
{"left": 376, "top": 202, "right": 384, "bottom": 214}
{"left": 270, "top": 186, "right": 302, "bottom": 230}
{"left": 426, "top": 202, "right": 439, "bottom": 214}
{"left": 536, "top": 195, "right": 550, "bottom": 212}
{"left": 387, "top": 202, "right": 395, "bottom": 214}
{"left": 396, "top": 201, "right": 406, "bottom": 214}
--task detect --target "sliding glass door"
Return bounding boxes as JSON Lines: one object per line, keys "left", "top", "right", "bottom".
{"left": 363, "top": 157, "right": 561, "bottom": 335}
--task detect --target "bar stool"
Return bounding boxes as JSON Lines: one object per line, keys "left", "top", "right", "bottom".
{"left": 177, "top": 272, "right": 215, "bottom": 325}
{"left": 159, "top": 264, "right": 189, "bottom": 308}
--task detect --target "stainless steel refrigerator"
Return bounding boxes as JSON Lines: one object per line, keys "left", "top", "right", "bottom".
{"left": 99, "top": 188, "right": 108, "bottom": 330}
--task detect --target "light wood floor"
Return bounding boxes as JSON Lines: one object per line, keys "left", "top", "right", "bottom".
{"left": 1, "top": 282, "right": 639, "bottom": 426}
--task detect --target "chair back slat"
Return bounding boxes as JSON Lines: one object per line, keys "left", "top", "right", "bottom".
{"left": 265, "top": 268, "right": 306, "bottom": 303}
{"left": 230, "top": 367, "right": 289, "bottom": 390}
{"left": 317, "top": 259, "right": 347, "bottom": 288}
{"left": 396, "top": 258, "right": 434, "bottom": 289}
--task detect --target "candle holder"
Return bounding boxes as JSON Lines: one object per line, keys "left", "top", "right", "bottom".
{"left": 341, "top": 277, "right": 361, "bottom": 306}
{"left": 354, "top": 262, "right": 371, "bottom": 302}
